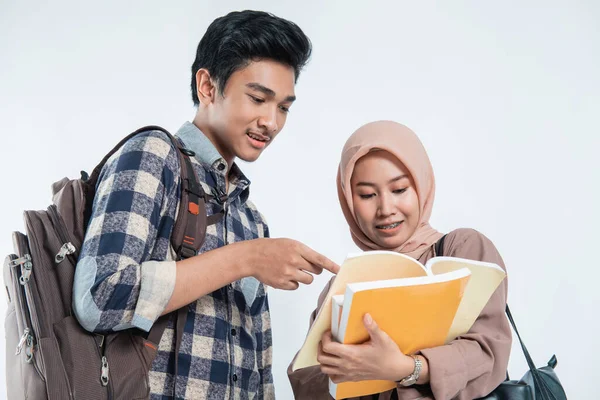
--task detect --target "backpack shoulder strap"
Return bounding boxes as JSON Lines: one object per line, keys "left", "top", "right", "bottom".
{"left": 84, "top": 125, "right": 212, "bottom": 259}
{"left": 171, "top": 143, "right": 210, "bottom": 260}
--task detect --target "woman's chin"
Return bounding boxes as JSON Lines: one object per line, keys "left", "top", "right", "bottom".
{"left": 373, "top": 235, "right": 406, "bottom": 250}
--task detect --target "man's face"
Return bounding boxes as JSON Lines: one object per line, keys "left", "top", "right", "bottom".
{"left": 206, "top": 60, "right": 296, "bottom": 163}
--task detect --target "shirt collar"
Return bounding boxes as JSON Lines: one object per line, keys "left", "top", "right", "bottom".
{"left": 176, "top": 121, "right": 226, "bottom": 169}
{"left": 175, "top": 121, "right": 251, "bottom": 191}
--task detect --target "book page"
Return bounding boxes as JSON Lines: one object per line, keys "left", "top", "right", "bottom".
{"left": 427, "top": 257, "right": 506, "bottom": 341}
{"left": 331, "top": 295, "right": 344, "bottom": 338}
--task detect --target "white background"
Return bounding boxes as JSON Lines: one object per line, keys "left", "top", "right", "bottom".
{"left": 1, "top": 1, "right": 598, "bottom": 398}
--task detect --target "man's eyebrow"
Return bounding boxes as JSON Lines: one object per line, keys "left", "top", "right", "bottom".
{"left": 246, "top": 82, "right": 296, "bottom": 102}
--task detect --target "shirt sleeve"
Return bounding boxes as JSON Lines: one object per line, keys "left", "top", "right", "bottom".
{"left": 255, "top": 216, "right": 276, "bottom": 399}
{"left": 254, "top": 292, "right": 275, "bottom": 399}
{"left": 417, "top": 228, "right": 512, "bottom": 400}
{"left": 73, "top": 131, "right": 180, "bottom": 333}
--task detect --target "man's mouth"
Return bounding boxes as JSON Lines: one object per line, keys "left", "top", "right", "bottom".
{"left": 247, "top": 132, "right": 270, "bottom": 143}
{"left": 375, "top": 221, "right": 403, "bottom": 230}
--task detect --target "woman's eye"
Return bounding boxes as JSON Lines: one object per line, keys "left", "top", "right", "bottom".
{"left": 393, "top": 188, "right": 407, "bottom": 194}
{"left": 359, "top": 194, "right": 375, "bottom": 199}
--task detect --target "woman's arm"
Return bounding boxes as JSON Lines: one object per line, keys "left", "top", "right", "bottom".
{"left": 287, "top": 278, "right": 334, "bottom": 400}
{"left": 417, "top": 228, "right": 512, "bottom": 400}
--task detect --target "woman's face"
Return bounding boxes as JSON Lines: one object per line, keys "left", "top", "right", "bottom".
{"left": 351, "top": 150, "right": 420, "bottom": 249}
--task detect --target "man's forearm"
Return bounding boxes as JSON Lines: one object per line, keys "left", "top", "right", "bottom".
{"left": 162, "top": 241, "right": 252, "bottom": 315}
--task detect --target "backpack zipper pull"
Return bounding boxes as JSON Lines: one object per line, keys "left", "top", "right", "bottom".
{"left": 101, "top": 356, "right": 109, "bottom": 386}
{"left": 19, "top": 260, "right": 32, "bottom": 285}
{"left": 55, "top": 242, "right": 76, "bottom": 264}
{"left": 9, "top": 254, "right": 31, "bottom": 268}
{"left": 24, "top": 334, "right": 34, "bottom": 363}
{"left": 15, "top": 328, "right": 30, "bottom": 355}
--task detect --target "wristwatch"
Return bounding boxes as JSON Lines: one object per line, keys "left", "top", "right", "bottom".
{"left": 397, "top": 355, "right": 422, "bottom": 387}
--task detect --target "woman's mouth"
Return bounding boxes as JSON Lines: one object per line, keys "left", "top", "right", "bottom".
{"left": 375, "top": 221, "right": 403, "bottom": 232}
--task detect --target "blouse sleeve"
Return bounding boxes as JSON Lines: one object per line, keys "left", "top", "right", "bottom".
{"left": 417, "top": 228, "right": 512, "bottom": 400}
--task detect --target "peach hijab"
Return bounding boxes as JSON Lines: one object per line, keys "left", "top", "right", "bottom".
{"left": 337, "top": 121, "right": 443, "bottom": 260}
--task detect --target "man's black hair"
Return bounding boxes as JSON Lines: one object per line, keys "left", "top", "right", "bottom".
{"left": 191, "top": 10, "right": 312, "bottom": 105}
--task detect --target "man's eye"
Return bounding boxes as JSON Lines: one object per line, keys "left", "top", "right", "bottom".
{"left": 279, "top": 105, "right": 290, "bottom": 113}
{"left": 249, "top": 95, "right": 265, "bottom": 103}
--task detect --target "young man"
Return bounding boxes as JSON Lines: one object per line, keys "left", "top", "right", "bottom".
{"left": 73, "top": 10, "right": 338, "bottom": 399}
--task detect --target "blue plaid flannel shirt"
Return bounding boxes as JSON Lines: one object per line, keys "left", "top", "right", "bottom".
{"left": 73, "top": 122, "right": 274, "bottom": 399}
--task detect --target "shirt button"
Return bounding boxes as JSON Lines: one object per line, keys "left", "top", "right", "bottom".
{"left": 217, "top": 163, "right": 225, "bottom": 171}
{"left": 231, "top": 329, "right": 236, "bottom": 336}
{"left": 232, "top": 374, "right": 238, "bottom": 382}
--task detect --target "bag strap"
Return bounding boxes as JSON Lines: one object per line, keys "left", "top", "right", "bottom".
{"left": 172, "top": 145, "right": 224, "bottom": 259}
{"left": 434, "top": 235, "right": 539, "bottom": 375}
{"left": 434, "top": 234, "right": 446, "bottom": 257}
{"left": 505, "top": 305, "right": 538, "bottom": 372}
{"left": 85, "top": 125, "right": 221, "bottom": 259}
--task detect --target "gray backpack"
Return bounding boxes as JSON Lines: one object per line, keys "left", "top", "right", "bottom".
{"left": 3, "top": 126, "right": 221, "bottom": 399}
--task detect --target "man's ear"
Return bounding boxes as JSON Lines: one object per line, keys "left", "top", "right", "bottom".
{"left": 195, "top": 68, "right": 217, "bottom": 106}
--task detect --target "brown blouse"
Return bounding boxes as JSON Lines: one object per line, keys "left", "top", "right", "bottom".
{"left": 287, "top": 228, "right": 512, "bottom": 400}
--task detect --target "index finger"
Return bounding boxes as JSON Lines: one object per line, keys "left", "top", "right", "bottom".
{"left": 300, "top": 245, "right": 340, "bottom": 274}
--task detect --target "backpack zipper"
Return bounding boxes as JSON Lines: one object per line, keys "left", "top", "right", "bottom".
{"left": 48, "top": 205, "right": 79, "bottom": 264}
{"left": 14, "top": 327, "right": 34, "bottom": 364}
{"left": 7, "top": 253, "right": 44, "bottom": 379}
{"left": 97, "top": 335, "right": 113, "bottom": 400}
{"left": 12, "top": 254, "right": 33, "bottom": 285}
{"left": 48, "top": 205, "right": 112, "bottom": 398}
{"left": 101, "top": 355, "right": 110, "bottom": 387}
{"left": 14, "top": 233, "right": 44, "bottom": 337}
{"left": 55, "top": 243, "right": 76, "bottom": 264}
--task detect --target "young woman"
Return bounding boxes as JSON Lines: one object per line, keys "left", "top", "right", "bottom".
{"left": 288, "top": 121, "right": 511, "bottom": 399}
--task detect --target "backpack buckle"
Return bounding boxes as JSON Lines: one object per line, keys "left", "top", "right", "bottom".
{"left": 177, "top": 244, "right": 197, "bottom": 260}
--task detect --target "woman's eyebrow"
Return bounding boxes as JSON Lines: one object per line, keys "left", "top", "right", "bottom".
{"left": 355, "top": 175, "right": 408, "bottom": 187}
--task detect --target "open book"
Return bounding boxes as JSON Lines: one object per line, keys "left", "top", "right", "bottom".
{"left": 292, "top": 251, "right": 506, "bottom": 397}
{"left": 329, "top": 268, "right": 472, "bottom": 399}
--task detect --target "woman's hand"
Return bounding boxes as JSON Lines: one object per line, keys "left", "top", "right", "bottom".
{"left": 317, "top": 313, "right": 421, "bottom": 384}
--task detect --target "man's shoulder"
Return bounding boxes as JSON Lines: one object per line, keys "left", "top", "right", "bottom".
{"left": 104, "top": 129, "right": 181, "bottom": 176}
{"left": 118, "top": 129, "right": 178, "bottom": 161}
{"left": 94, "top": 129, "right": 182, "bottom": 204}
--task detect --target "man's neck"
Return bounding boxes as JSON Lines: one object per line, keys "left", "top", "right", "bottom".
{"left": 191, "top": 115, "right": 235, "bottom": 169}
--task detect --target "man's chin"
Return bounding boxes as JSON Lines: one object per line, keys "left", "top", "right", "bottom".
{"left": 236, "top": 150, "right": 263, "bottom": 163}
